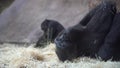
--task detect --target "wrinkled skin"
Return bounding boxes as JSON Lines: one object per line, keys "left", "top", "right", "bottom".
{"left": 35, "top": 19, "right": 64, "bottom": 47}
{"left": 54, "top": 1, "right": 116, "bottom": 61}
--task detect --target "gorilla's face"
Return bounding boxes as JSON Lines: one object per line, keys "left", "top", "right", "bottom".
{"left": 54, "top": 27, "right": 88, "bottom": 61}
{"left": 54, "top": 30, "right": 78, "bottom": 61}
{"left": 54, "top": 27, "right": 97, "bottom": 61}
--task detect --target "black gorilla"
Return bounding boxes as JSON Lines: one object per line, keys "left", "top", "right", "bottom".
{"left": 35, "top": 19, "right": 64, "bottom": 47}
{"left": 98, "top": 13, "right": 120, "bottom": 61}
{"left": 54, "top": 1, "right": 116, "bottom": 61}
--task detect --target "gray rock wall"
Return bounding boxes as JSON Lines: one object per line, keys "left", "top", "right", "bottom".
{"left": 0, "top": 0, "right": 89, "bottom": 43}
{"left": 1, "top": 0, "right": 120, "bottom": 43}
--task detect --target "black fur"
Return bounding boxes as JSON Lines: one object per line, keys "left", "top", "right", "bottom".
{"left": 35, "top": 19, "right": 64, "bottom": 47}
{"left": 98, "top": 13, "right": 120, "bottom": 61}
{"left": 54, "top": 1, "right": 116, "bottom": 61}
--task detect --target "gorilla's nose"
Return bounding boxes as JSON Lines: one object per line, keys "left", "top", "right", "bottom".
{"left": 54, "top": 34, "right": 66, "bottom": 48}
{"left": 54, "top": 37, "right": 61, "bottom": 45}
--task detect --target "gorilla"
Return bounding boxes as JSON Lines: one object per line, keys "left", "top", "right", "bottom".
{"left": 98, "top": 13, "right": 120, "bottom": 61}
{"left": 54, "top": 1, "right": 116, "bottom": 61}
{"left": 35, "top": 19, "right": 64, "bottom": 47}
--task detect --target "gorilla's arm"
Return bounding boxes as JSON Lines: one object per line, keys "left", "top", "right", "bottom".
{"left": 86, "top": 1, "right": 116, "bottom": 33}
{"left": 79, "top": 3, "right": 102, "bottom": 26}
{"left": 84, "top": 1, "right": 116, "bottom": 52}
{"left": 35, "top": 33, "right": 48, "bottom": 47}
{"left": 98, "top": 13, "right": 120, "bottom": 61}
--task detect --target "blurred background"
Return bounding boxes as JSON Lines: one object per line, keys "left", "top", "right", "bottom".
{"left": 0, "top": 1, "right": 120, "bottom": 68}
{"left": 0, "top": 0, "right": 120, "bottom": 44}
{"left": 0, "top": 0, "right": 14, "bottom": 13}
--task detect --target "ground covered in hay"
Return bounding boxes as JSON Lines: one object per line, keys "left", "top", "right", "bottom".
{"left": 0, "top": 43, "right": 120, "bottom": 68}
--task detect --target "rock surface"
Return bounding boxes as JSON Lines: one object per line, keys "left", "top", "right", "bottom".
{"left": 0, "top": 0, "right": 89, "bottom": 43}
{"left": 0, "top": 0, "right": 120, "bottom": 43}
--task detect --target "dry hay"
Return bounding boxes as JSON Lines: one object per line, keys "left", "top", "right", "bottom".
{"left": 0, "top": 43, "right": 120, "bottom": 68}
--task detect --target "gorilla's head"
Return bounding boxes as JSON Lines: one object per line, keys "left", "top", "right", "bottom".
{"left": 41, "top": 19, "right": 49, "bottom": 31}
{"left": 41, "top": 19, "right": 59, "bottom": 32}
{"left": 54, "top": 25, "right": 96, "bottom": 61}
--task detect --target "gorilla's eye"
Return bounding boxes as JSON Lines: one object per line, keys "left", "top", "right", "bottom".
{"left": 60, "top": 34, "right": 69, "bottom": 41}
